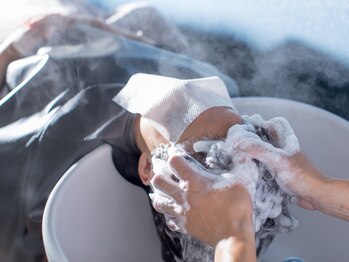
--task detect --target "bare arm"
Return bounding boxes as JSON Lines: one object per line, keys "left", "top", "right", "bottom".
{"left": 296, "top": 160, "right": 349, "bottom": 221}
{"left": 235, "top": 118, "right": 349, "bottom": 221}
{"left": 214, "top": 217, "right": 256, "bottom": 262}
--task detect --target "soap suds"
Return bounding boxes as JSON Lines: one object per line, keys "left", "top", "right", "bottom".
{"left": 150, "top": 146, "right": 190, "bottom": 234}
{"left": 217, "top": 238, "right": 234, "bottom": 262}
{"left": 150, "top": 114, "right": 299, "bottom": 258}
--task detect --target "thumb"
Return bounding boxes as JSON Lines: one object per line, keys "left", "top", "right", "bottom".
{"left": 168, "top": 154, "right": 204, "bottom": 181}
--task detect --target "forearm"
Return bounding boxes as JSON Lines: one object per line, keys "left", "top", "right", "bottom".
{"left": 283, "top": 153, "right": 349, "bottom": 221}
{"left": 309, "top": 176, "right": 349, "bottom": 221}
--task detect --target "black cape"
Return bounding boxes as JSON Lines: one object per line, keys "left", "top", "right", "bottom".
{"left": 0, "top": 34, "right": 238, "bottom": 261}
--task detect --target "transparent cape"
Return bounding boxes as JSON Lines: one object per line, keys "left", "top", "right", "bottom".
{"left": 0, "top": 26, "right": 238, "bottom": 261}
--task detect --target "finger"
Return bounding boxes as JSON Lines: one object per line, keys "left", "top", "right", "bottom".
{"left": 268, "top": 117, "right": 300, "bottom": 154}
{"left": 150, "top": 193, "right": 182, "bottom": 217}
{"left": 242, "top": 114, "right": 267, "bottom": 132}
{"left": 193, "top": 140, "right": 217, "bottom": 153}
{"left": 165, "top": 215, "right": 187, "bottom": 233}
{"left": 245, "top": 114, "right": 267, "bottom": 128}
{"left": 151, "top": 174, "right": 183, "bottom": 203}
{"left": 151, "top": 157, "right": 173, "bottom": 177}
{"left": 227, "top": 122, "right": 253, "bottom": 136}
{"left": 268, "top": 117, "right": 294, "bottom": 137}
{"left": 167, "top": 154, "right": 207, "bottom": 181}
{"left": 225, "top": 122, "right": 261, "bottom": 144}
{"left": 235, "top": 137, "right": 286, "bottom": 168}
{"left": 227, "top": 129, "right": 261, "bottom": 145}
{"left": 166, "top": 217, "right": 182, "bottom": 232}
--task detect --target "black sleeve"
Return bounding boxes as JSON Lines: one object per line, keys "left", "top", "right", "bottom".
{"left": 0, "top": 32, "right": 239, "bottom": 261}
{"left": 0, "top": 83, "right": 141, "bottom": 261}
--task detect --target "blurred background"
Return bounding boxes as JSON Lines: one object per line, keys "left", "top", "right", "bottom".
{"left": 1, "top": 0, "right": 348, "bottom": 120}
{"left": 0, "top": 1, "right": 348, "bottom": 261}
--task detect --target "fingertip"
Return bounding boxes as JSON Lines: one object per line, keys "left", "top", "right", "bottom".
{"left": 149, "top": 173, "right": 159, "bottom": 185}
{"left": 150, "top": 173, "right": 168, "bottom": 189}
{"left": 167, "top": 153, "right": 189, "bottom": 172}
{"left": 168, "top": 153, "right": 196, "bottom": 181}
{"left": 234, "top": 138, "right": 262, "bottom": 154}
{"left": 148, "top": 193, "right": 155, "bottom": 201}
{"left": 235, "top": 138, "right": 284, "bottom": 168}
{"left": 167, "top": 153, "right": 181, "bottom": 162}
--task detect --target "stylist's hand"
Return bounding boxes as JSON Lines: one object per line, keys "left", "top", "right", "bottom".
{"left": 235, "top": 116, "right": 349, "bottom": 222}
{"left": 234, "top": 117, "right": 324, "bottom": 210}
{"left": 150, "top": 154, "right": 255, "bottom": 248}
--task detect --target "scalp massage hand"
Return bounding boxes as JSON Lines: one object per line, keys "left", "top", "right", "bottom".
{"left": 235, "top": 116, "right": 349, "bottom": 221}
{"left": 232, "top": 117, "right": 319, "bottom": 201}
{"left": 224, "top": 116, "right": 317, "bottom": 210}
{"left": 150, "top": 154, "right": 256, "bottom": 261}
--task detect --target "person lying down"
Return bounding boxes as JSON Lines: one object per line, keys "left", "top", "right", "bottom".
{"left": 0, "top": 10, "right": 239, "bottom": 261}
{"left": 0, "top": 11, "right": 297, "bottom": 260}
{"left": 114, "top": 73, "right": 299, "bottom": 261}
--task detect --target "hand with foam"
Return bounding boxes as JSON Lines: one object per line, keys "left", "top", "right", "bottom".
{"left": 150, "top": 153, "right": 255, "bottom": 248}
{"left": 234, "top": 116, "right": 321, "bottom": 210}
{"left": 235, "top": 116, "right": 349, "bottom": 222}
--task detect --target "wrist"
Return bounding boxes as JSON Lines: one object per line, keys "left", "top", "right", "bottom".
{"left": 215, "top": 222, "right": 256, "bottom": 262}
{"left": 307, "top": 175, "right": 336, "bottom": 211}
{"left": 287, "top": 152, "right": 325, "bottom": 198}
{"left": 296, "top": 165, "right": 328, "bottom": 209}
{"left": 227, "top": 214, "right": 254, "bottom": 240}
{"left": 212, "top": 210, "right": 254, "bottom": 247}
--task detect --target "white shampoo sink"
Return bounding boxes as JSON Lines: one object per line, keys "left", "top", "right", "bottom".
{"left": 43, "top": 97, "right": 349, "bottom": 262}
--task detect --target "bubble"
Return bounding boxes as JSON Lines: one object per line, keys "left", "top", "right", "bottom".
{"left": 151, "top": 114, "right": 298, "bottom": 257}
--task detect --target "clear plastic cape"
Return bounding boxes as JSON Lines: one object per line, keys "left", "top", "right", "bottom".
{"left": 0, "top": 25, "right": 239, "bottom": 260}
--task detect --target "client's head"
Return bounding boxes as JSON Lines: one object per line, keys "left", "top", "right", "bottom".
{"left": 136, "top": 106, "right": 242, "bottom": 184}
{"left": 139, "top": 114, "right": 297, "bottom": 257}
{"left": 114, "top": 73, "right": 297, "bottom": 257}
{"left": 112, "top": 73, "right": 240, "bottom": 183}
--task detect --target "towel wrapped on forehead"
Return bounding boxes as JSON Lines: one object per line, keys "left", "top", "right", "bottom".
{"left": 113, "top": 73, "right": 237, "bottom": 142}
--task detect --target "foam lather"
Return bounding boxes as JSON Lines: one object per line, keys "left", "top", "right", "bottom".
{"left": 113, "top": 73, "right": 236, "bottom": 142}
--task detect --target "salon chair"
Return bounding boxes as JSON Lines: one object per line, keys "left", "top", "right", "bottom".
{"left": 43, "top": 97, "right": 349, "bottom": 262}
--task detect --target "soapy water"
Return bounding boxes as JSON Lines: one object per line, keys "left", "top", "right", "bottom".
{"left": 150, "top": 114, "right": 299, "bottom": 258}
{"left": 150, "top": 156, "right": 190, "bottom": 233}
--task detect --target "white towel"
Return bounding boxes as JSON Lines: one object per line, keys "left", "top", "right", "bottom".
{"left": 113, "top": 73, "right": 236, "bottom": 142}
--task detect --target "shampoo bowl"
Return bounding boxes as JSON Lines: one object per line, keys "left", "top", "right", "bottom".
{"left": 43, "top": 97, "right": 349, "bottom": 262}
